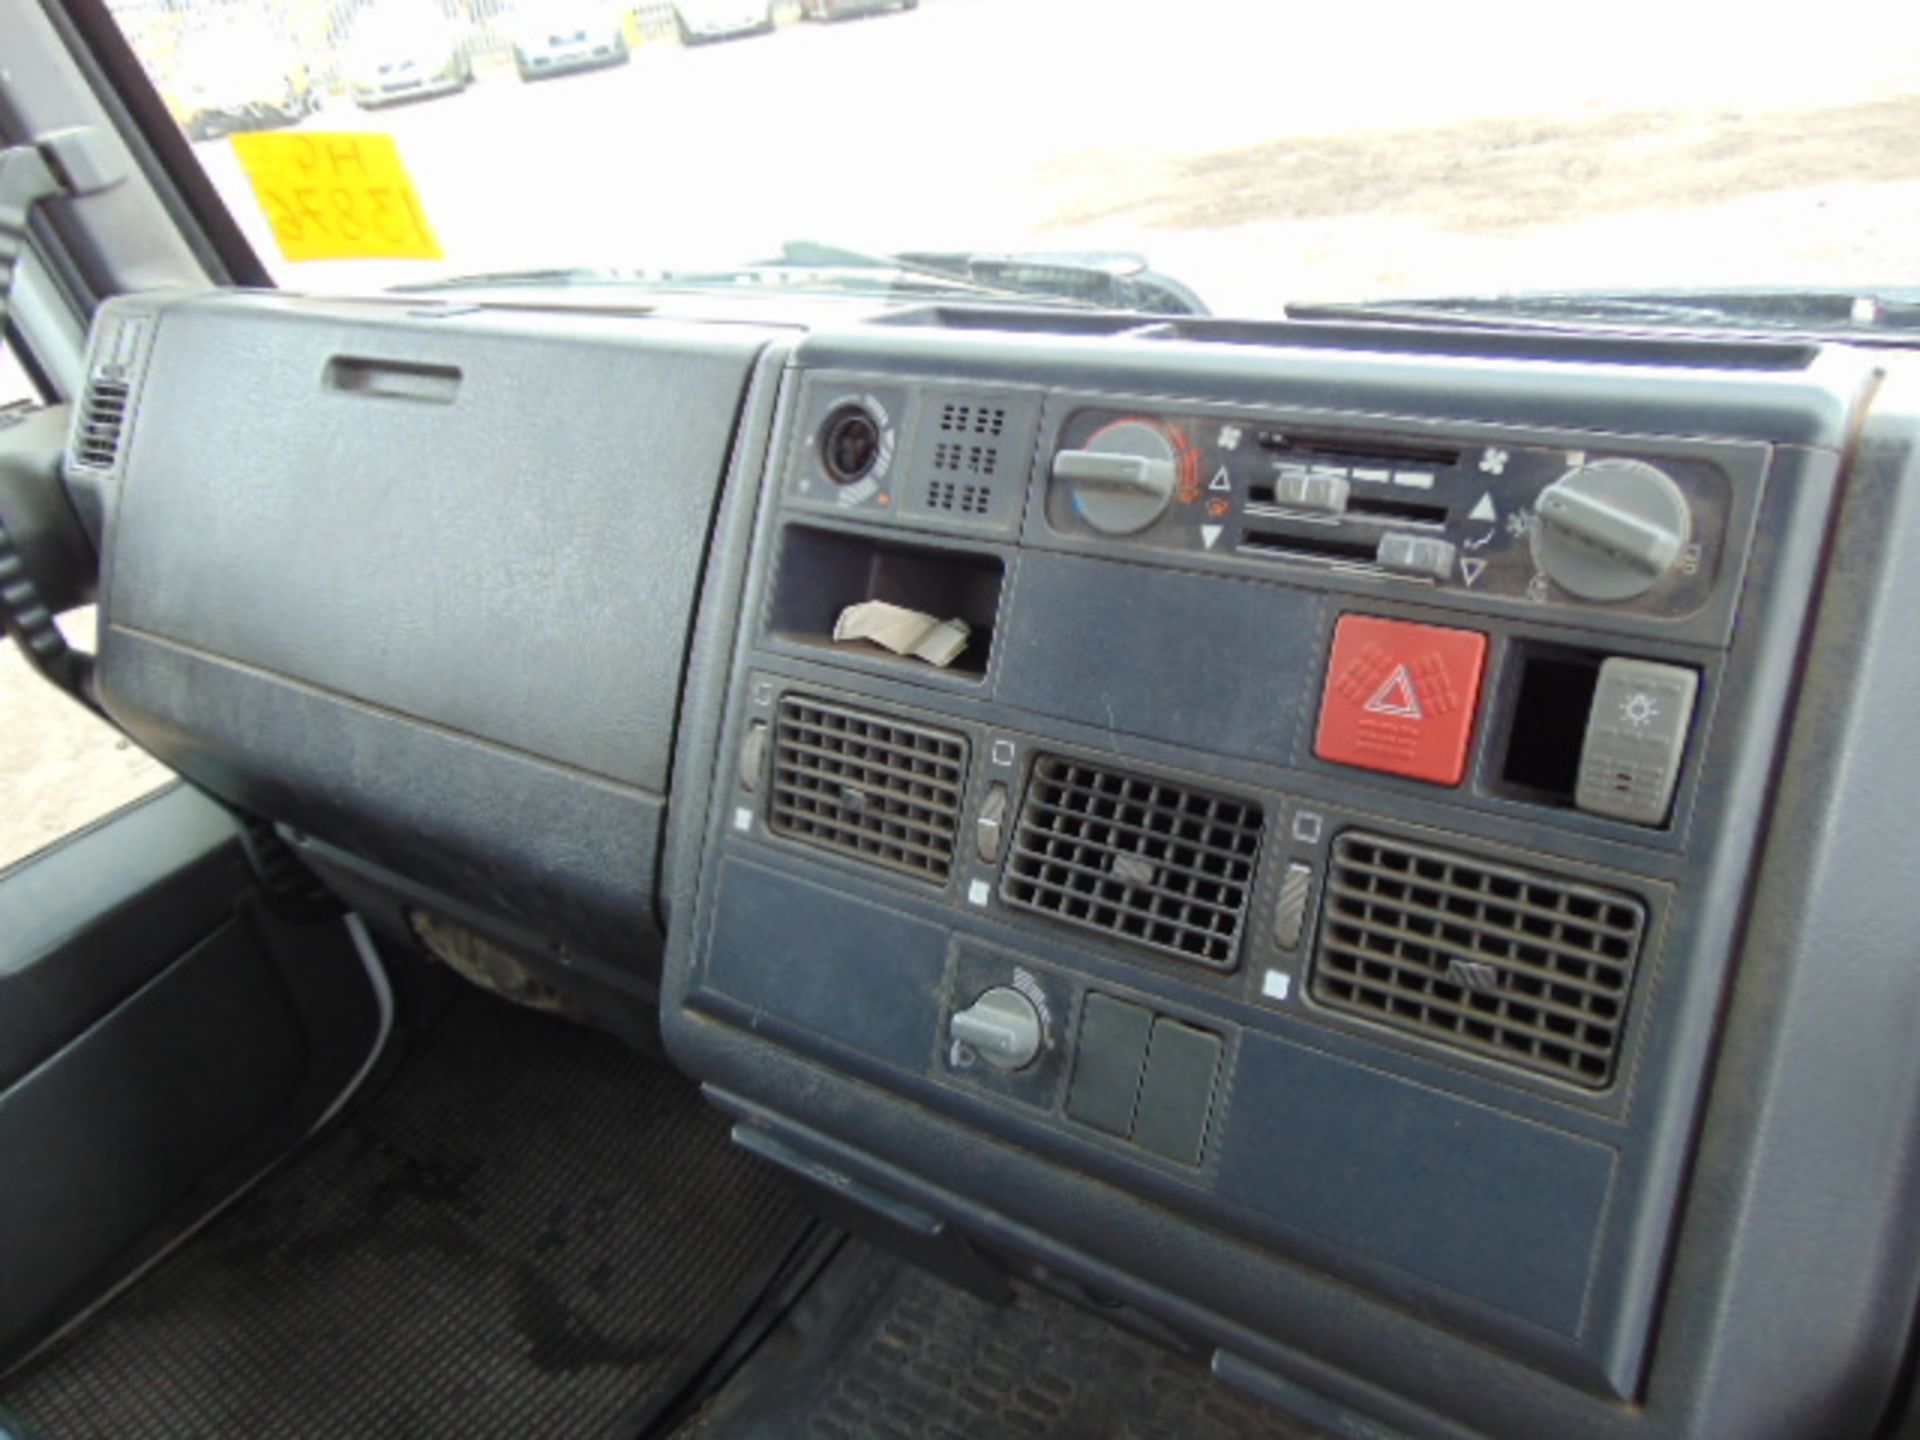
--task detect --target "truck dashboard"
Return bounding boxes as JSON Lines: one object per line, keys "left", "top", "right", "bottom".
{"left": 50, "top": 283, "right": 1920, "bottom": 1439}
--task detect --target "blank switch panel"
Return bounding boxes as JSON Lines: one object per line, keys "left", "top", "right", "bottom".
{"left": 1577, "top": 659, "right": 1700, "bottom": 825}
{"left": 1133, "top": 1019, "right": 1223, "bottom": 1166}
{"left": 1066, "top": 994, "right": 1153, "bottom": 1137}
{"left": 1066, "top": 994, "right": 1224, "bottom": 1167}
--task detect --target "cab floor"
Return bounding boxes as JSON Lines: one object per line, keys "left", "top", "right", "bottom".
{"left": 681, "top": 1239, "right": 1325, "bottom": 1440}
{"left": 0, "top": 988, "right": 812, "bottom": 1440}
{"left": 2, "top": 983, "right": 1323, "bottom": 1440}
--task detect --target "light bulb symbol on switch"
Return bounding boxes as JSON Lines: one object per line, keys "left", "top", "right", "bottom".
{"left": 1621, "top": 693, "right": 1661, "bottom": 728}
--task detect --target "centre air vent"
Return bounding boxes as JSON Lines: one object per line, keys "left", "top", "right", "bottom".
{"left": 1311, "top": 832, "right": 1648, "bottom": 1088}
{"left": 71, "top": 375, "right": 131, "bottom": 472}
{"left": 768, "top": 695, "right": 968, "bottom": 884}
{"left": 1001, "top": 755, "right": 1264, "bottom": 969}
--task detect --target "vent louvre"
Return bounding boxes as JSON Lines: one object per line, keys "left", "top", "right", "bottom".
{"left": 769, "top": 696, "right": 969, "bottom": 884}
{"left": 1001, "top": 755, "right": 1264, "bottom": 968}
{"left": 1311, "top": 832, "right": 1647, "bottom": 1088}
{"left": 72, "top": 377, "right": 131, "bottom": 471}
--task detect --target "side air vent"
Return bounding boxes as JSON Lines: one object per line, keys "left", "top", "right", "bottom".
{"left": 1001, "top": 755, "right": 1264, "bottom": 969}
{"left": 1311, "top": 832, "right": 1648, "bottom": 1088}
{"left": 71, "top": 376, "right": 131, "bottom": 471}
{"left": 768, "top": 695, "right": 969, "bottom": 884}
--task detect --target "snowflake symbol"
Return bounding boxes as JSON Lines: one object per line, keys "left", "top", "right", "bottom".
{"left": 1505, "top": 509, "right": 1534, "bottom": 538}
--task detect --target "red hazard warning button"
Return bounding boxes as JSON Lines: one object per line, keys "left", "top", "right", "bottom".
{"left": 1315, "top": 615, "right": 1488, "bottom": 786}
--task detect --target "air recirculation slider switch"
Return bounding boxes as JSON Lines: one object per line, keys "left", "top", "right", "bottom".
{"left": 950, "top": 986, "right": 1043, "bottom": 1071}
{"left": 976, "top": 783, "right": 1009, "bottom": 865}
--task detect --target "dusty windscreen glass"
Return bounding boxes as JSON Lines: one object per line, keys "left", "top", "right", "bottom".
{"left": 104, "top": 0, "right": 1920, "bottom": 314}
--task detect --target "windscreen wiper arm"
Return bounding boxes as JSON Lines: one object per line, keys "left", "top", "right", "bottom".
{"left": 779, "top": 240, "right": 1209, "bottom": 315}
{"left": 1290, "top": 287, "right": 1920, "bottom": 336}
{"left": 390, "top": 258, "right": 1047, "bottom": 304}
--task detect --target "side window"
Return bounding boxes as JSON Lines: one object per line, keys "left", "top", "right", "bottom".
{"left": 0, "top": 332, "right": 41, "bottom": 410}
{"left": 2, "top": 609, "right": 176, "bottom": 871}
{"left": 0, "top": 398, "right": 174, "bottom": 868}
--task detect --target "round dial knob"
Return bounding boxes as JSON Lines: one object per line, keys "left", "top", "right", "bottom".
{"left": 820, "top": 403, "right": 883, "bottom": 485}
{"left": 949, "top": 986, "right": 1043, "bottom": 1071}
{"left": 1054, "top": 419, "right": 1179, "bottom": 535}
{"left": 1531, "top": 459, "right": 1691, "bottom": 602}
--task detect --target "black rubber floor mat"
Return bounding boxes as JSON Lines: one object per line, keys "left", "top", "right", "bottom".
{"left": 1, "top": 990, "right": 811, "bottom": 1440}
{"left": 681, "top": 1240, "right": 1325, "bottom": 1440}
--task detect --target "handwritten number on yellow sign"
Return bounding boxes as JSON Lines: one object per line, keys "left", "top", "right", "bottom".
{"left": 231, "top": 133, "right": 443, "bottom": 262}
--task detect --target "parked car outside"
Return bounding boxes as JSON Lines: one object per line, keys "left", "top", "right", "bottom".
{"left": 800, "top": 0, "right": 916, "bottom": 19}
{"left": 345, "top": 5, "right": 473, "bottom": 109}
{"left": 510, "top": 2, "right": 632, "bottom": 79}
{"left": 672, "top": 0, "right": 775, "bottom": 43}
{"left": 166, "top": 13, "right": 316, "bottom": 140}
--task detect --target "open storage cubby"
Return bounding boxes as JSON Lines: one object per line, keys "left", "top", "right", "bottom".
{"left": 766, "top": 523, "right": 1005, "bottom": 680}
{"left": 1492, "top": 641, "right": 1606, "bottom": 806}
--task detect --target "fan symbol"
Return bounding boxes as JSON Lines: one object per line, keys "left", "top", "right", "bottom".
{"left": 1621, "top": 693, "right": 1660, "bottom": 728}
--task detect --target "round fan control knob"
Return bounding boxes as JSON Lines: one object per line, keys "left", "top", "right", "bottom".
{"left": 950, "top": 986, "right": 1043, "bottom": 1071}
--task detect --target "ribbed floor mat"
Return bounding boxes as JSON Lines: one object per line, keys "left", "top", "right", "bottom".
{"left": 682, "top": 1240, "right": 1325, "bottom": 1440}
{"left": 1, "top": 990, "right": 810, "bottom": 1440}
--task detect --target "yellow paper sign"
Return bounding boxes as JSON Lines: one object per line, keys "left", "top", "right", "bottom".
{"left": 231, "top": 132, "right": 442, "bottom": 262}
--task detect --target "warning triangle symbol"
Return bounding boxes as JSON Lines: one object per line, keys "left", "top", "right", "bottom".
{"left": 1364, "top": 664, "right": 1424, "bottom": 720}
{"left": 1469, "top": 493, "right": 1497, "bottom": 523}
{"left": 1210, "top": 466, "right": 1232, "bottom": 492}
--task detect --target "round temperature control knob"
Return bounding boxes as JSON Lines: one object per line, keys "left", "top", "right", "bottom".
{"left": 1053, "top": 419, "right": 1179, "bottom": 535}
{"left": 949, "top": 986, "right": 1043, "bottom": 1071}
{"left": 1531, "top": 458, "right": 1691, "bottom": 602}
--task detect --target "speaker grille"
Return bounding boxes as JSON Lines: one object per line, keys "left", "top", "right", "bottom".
{"left": 1001, "top": 755, "right": 1264, "bottom": 968}
{"left": 1311, "top": 832, "right": 1647, "bottom": 1088}
{"left": 72, "top": 377, "right": 131, "bottom": 471}
{"left": 769, "top": 696, "right": 968, "bottom": 884}
{"left": 939, "top": 401, "right": 1006, "bottom": 437}
{"left": 925, "top": 479, "right": 992, "bottom": 515}
{"left": 931, "top": 440, "right": 999, "bottom": 476}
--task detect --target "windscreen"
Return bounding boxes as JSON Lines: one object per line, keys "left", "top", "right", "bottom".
{"left": 101, "top": 0, "right": 1920, "bottom": 315}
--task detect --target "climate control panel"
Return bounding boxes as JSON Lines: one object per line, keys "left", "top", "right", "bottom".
{"left": 1042, "top": 406, "right": 1735, "bottom": 622}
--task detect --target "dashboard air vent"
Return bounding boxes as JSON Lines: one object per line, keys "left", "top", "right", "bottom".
{"left": 1002, "top": 755, "right": 1264, "bottom": 968}
{"left": 1311, "top": 832, "right": 1648, "bottom": 1088}
{"left": 72, "top": 376, "right": 131, "bottom": 471}
{"left": 768, "top": 695, "right": 968, "bottom": 885}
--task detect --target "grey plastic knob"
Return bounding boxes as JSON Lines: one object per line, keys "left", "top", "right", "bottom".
{"left": 950, "top": 986, "right": 1043, "bottom": 1071}
{"left": 1054, "top": 419, "right": 1178, "bottom": 535}
{"left": 1532, "top": 459, "right": 1690, "bottom": 602}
